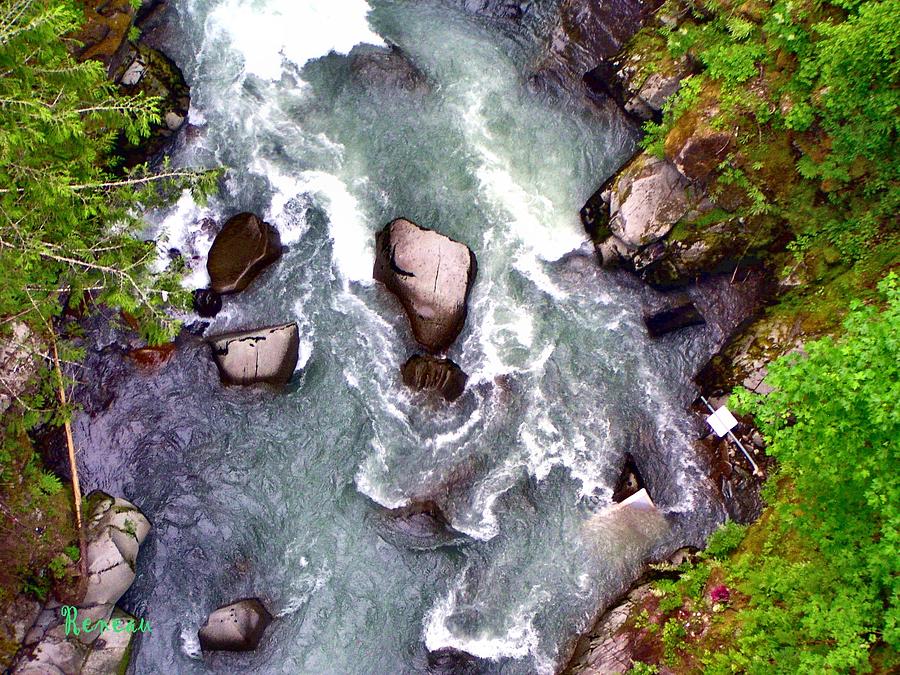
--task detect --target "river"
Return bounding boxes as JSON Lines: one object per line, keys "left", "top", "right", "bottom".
{"left": 72, "top": 0, "right": 737, "bottom": 672}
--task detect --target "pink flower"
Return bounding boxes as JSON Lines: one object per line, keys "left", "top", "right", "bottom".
{"left": 710, "top": 585, "right": 731, "bottom": 604}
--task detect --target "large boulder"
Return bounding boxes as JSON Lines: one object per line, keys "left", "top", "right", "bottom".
{"left": 207, "top": 323, "right": 299, "bottom": 386}
{"left": 81, "top": 494, "right": 151, "bottom": 612}
{"left": 373, "top": 219, "right": 477, "bottom": 352}
{"left": 13, "top": 493, "right": 150, "bottom": 674}
{"left": 401, "top": 355, "right": 468, "bottom": 402}
{"left": 644, "top": 299, "right": 706, "bottom": 338}
{"left": 198, "top": 599, "right": 273, "bottom": 652}
{"left": 207, "top": 213, "right": 282, "bottom": 294}
{"left": 608, "top": 154, "right": 693, "bottom": 248}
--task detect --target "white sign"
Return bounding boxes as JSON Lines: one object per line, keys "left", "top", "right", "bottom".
{"left": 707, "top": 406, "right": 738, "bottom": 437}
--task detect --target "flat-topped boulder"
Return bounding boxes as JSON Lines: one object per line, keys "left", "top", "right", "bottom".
{"left": 207, "top": 323, "right": 299, "bottom": 386}
{"left": 198, "top": 599, "right": 273, "bottom": 652}
{"left": 373, "top": 219, "right": 477, "bottom": 352}
{"left": 401, "top": 355, "right": 468, "bottom": 402}
{"left": 207, "top": 212, "right": 282, "bottom": 294}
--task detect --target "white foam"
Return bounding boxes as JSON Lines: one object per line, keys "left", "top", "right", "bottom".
{"left": 424, "top": 585, "right": 553, "bottom": 673}
{"left": 179, "top": 625, "right": 203, "bottom": 659}
{"left": 206, "top": 0, "right": 383, "bottom": 81}
{"left": 298, "top": 170, "right": 374, "bottom": 285}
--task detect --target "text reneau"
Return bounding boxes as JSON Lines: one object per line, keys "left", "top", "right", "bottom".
{"left": 61, "top": 606, "right": 152, "bottom": 635}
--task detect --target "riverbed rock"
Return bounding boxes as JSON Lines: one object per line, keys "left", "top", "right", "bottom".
{"left": 349, "top": 44, "right": 429, "bottom": 94}
{"left": 71, "top": 0, "right": 136, "bottom": 78}
{"left": 207, "top": 323, "right": 299, "bottom": 386}
{"left": 128, "top": 343, "right": 176, "bottom": 370}
{"left": 375, "top": 500, "right": 469, "bottom": 551}
{"left": 207, "top": 213, "right": 282, "bottom": 294}
{"left": 82, "top": 493, "right": 151, "bottom": 610}
{"left": 612, "top": 454, "right": 644, "bottom": 503}
{"left": 13, "top": 493, "right": 150, "bottom": 674}
{"left": 401, "top": 355, "right": 468, "bottom": 402}
{"left": 373, "top": 218, "right": 477, "bottom": 352}
{"left": 644, "top": 299, "right": 706, "bottom": 337}
{"left": 198, "top": 599, "right": 273, "bottom": 652}
{"left": 192, "top": 288, "right": 222, "bottom": 318}
{"left": 608, "top": 154, "right": 693, "bottom": 248}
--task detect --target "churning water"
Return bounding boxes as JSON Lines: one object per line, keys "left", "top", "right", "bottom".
{"left": 71, "top": 0, "right": 737, "bottom": 672}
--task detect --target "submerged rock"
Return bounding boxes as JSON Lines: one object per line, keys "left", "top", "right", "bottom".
{"left": 192, "top": 288, "right": 222, "bottom": 318}
{"left": 128, "top": 343, "right": 176, "bottom": 370}
{"left": 373, "top": 218, "right": 477, "bottom": 352}
{"left": 401, "top": 355, "right": 468, "bottom": 402}
{"left": 198, "top": 599, "right": 273, "bottom": 652}
{"left": 349, "top": 44, "right": 429, "bottom": 94}
{"left": 207, "top": 323, "right": 299, "bottom": 386}
{"left": 644, "top": 299, "right": 706, "bottom": 338}
{"left": 207, "top": 213, "right": 282, "bottom": 295}
{"left": 373, "top": 500, "right": 469, "bottom": 551}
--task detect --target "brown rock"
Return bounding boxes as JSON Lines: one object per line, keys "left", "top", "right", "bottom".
{"left": 207, "top": 323, "right": 299, "bottom": 386}
{"left": 198, "top": 599, "right": 273, "bottom": 652}
{"left": 673, "top": 130, "right": 733, "bottom": 182}
{"left": 207, "top": 213, "right": 282, "bottom": 294}
{"left": 373, "top": 218, "right": 477, "bottom": 352}
{"left": 128, "top": 343, "right": 176, "bottom": 369}
{"left": 401, "top": 355, "right": 468, "bottom": 402}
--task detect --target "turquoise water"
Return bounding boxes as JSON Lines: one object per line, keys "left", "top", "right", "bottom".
{"left": 73, "top": 1, "right": 730, "bottom": 672}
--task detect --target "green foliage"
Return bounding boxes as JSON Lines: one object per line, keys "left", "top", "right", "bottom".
{"left": 723, "top": 273, "right": 900, "bottom": 672}
{"left": 627, "top": 662, "right": 659, "bottom": 675}
{"left": 641, "top": 75, "right": 704, "bottom": 156}
{"left": 34, "top": 470, "right": 62, "bottom": 496}
{"left": 704, "top": 520, "right": 747, "bottom": 560}
{"left": 661, "top": 618, "right": 687, "bottom": 664}
{"left": 0, "top": 0, "right": 218, "bottom": 360}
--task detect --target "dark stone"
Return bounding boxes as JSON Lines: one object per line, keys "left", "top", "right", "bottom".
{"left": 207, "top": 213, "right": 282, "bottom": 294}
{"left": 644, "top": 300, "right": 705, "bottom": 338}
{"left": 579, "top": 183, "right": 612, "bottom": 241}
{"left": 450, "top": 0, "right": 526, "bottom": 21}
{"left": 427, "top": 647, "right": 483, "bottom": 674}
{"left": 198, "top": 598, "right": 273, "bottom": 652}
{"left": 207, "top": 323, "right": 299, "bottom": 386}
{"left": 349, "top": 44, "right": 429, "bottom": 94}
{"left": 373, "top": 218, "right": 477, "bottom": 352}
{"left": 612, "top": 453, "right": 644, "bottom": 503}
{"left": 374, "top": 500, "right": 469, "bottom": 551}
{"left": 192, "top": 288, "right": 222, "bottom": 318}
{"left": 401, "top": 355, "right": 468, "bottom": 402}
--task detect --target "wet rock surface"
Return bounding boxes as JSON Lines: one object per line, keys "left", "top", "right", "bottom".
{"left": 349, "top": 44, "right": 430, "bottom": 94}
{"left": 13, "top": 493, "right": 150, "bottom": 675}
{"left": 198, "top": 599, "right": 273, "bottom": 652}
{"left": 192, "top": 288, "right": 223, "bottom": 318}
{"left": 373, "top": 500, "right": 471, "bottom": 551}
{"left": 644, "top": 298, "right": 706, "bottom": 338}
{"left": 207, "top": 323, "right": 299, "bottom": 386}
{"left": 401, "top": 355, "right": 469, "bottom": 401}
{"left": 207, "top": 213, "right": 282, "bottom": 294}
{"left": 373, "top": 218, "right": 477, "bottom": 352}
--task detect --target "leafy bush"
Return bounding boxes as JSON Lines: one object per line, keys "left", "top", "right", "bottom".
{"left": 724, "top": 273, "right": 900, "bottom": 672}
{"left": 704, "top": 520, "right": 747, "bottom": 560}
